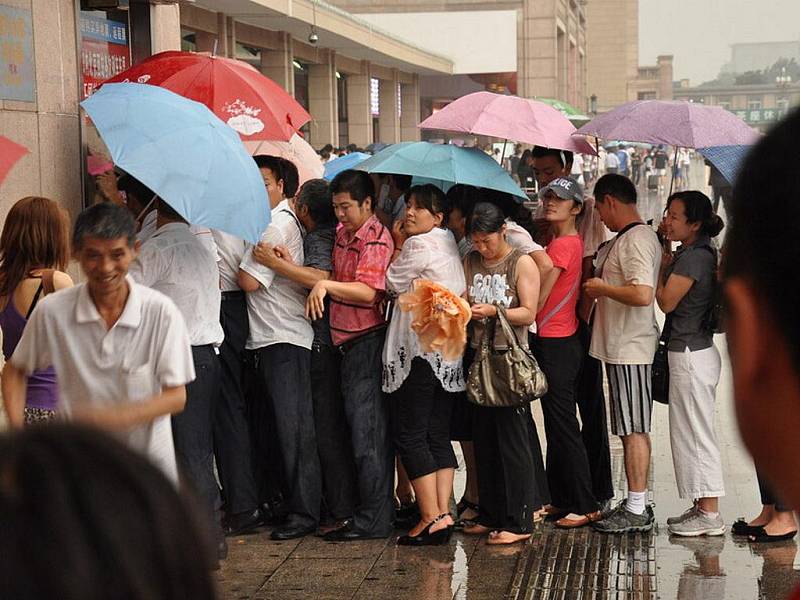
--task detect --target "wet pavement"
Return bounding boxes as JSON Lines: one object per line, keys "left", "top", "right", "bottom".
{"left": 216, "top": 162, "right": 800, "bottom": 599}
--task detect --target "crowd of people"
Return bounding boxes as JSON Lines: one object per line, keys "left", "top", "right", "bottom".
{"left": 1, "top": 116, "right": 797, "bottom": 589}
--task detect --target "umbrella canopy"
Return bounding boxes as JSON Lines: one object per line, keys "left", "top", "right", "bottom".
{"left": 0, "top": 135, "right": 29, "bottom": 186}
{"left": 366, "top": 142, "right": 390, "bottom": 154}
{"left": 698, "top": 145, "right": 752, "bottom": 186}
{"left": 356, "top": 142, "right": 527, "bottom": 200}
{"left": 535, "top": 97, "right": 591, "bottom": 125}
{"left": 575, "top": 100, "right": 760, "bottom": 148}
{"left": 103, "top": 50, "right": 310, "bottom": 141}
{"left": 244, "top": 134, "right": 324, "bottom": 186}
{"left": 418, "top": 91, "right": 596, "bottom": 155}
{"left": 324, "top": 152, "right": 371, "bottom": 181}
{"left": 81, "top": 83, "right": 269, "bottom": 244}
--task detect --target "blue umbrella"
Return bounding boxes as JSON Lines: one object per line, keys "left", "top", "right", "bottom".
{"left": 698, "top": 145, "right": 753, "bottom": 186}
{"left": 355, "top": 142, "right": 526, "bottom": 200}
{"left": 81, "top": 83, "right": 269, "bottom": 244}
{"left": 324, "top": 152, "right": 371, "bottom": 181}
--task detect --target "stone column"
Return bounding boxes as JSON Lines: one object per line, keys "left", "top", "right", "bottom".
{"left": 261, "top": 32, "right": 294, "bottom": 94}
{"left": 149, "top": 4, "right": 181, "bottom": 54}
{"left": 657, "top": 55, "right": 674, "bottom": 100}
{"left": 346, "top": 62, "right": 373, "bottom": 147}
{"left": 377, "top": 69, "right": 400, "bottom": 144}
{"left": 308, "top": 51, "right": 338, "bottom": 148}
{"left": 400, "top": 75, "right": 421, "bottom": 142}
{"left": 215, "top": 12, "right": 228, "bottom": 57}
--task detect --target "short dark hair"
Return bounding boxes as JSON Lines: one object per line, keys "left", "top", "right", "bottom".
{"left": 329, "top": 169, "right": 375, "bottom": 206}
{"left": 279, "top": 158, "right": 299, "bottom": 198}
{"left": 295, "top": 179, "right": 335, "bottom": 227}
{"left": 117, "top": 174, "right": 157, "bottom": 208}
{"left": 0, "top": 424, "right": 216, "bottom": 599}
{"left": 253, "top": 155, "right": 283, "bottom": 180}
{"left": 407, "top": 184, "right": 448, "bottom": 224}
{"left": 389, "top": 174, "right": 412, "bottom": 193}
{"left": 156, "top": 199, "right": 186, "bottom": 223}
{"left": 446, "top": 184, "right": 479, "bottom": 219}
{"left": 467, "top": 202, "right": 506, "bottom": 235}
{"left": 666, "top": 191, "right": 724, "bottom": 238}
{"left": 531, "top": 146, "right": 574, "bottom": 168}
{"left": 593, "top": 173, "right": 637, "bottom": 205}
{"left": 73, "top": 202, "right": 137, "bottom": 250}
{"left": 723, "top": 107, "right": 800, "bottom": 370}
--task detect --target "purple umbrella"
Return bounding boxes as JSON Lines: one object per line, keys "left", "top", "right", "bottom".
{"left": 574, "top": 100, "right": 760, "bottom": 148}
{"left": 419, "top": 91, "right": 596, "bottom": 155}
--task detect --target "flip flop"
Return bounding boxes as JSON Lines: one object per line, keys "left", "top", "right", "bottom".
{"left": 747, "top": 528, "right": 797, "bottom": 543}
{"left": 555, "top": 511, "right": 603, "bottom": 529}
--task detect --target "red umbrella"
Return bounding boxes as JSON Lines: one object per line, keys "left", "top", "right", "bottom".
{"left": 0, "top": 136, "right": 29, "bottom": 186}
{"left": 103, "top": 50, "right": 311, "bottom": 142}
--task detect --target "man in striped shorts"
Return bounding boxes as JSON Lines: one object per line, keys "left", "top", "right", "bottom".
{"left": 582, "top": 174, "right": 662, "bottom": 533}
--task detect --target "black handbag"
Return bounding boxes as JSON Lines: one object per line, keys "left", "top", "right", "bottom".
{"left": 652, "top": 315, "right": 672, "bottom": 405}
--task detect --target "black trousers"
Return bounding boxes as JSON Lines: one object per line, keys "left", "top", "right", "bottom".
{"left": 311, "top": 341, "right": 358, "bottom": 519}
{"left": 534, "top": 333, "right": 598, "bottom": 515}
{"left": 258, "top": 344, "right": 322, "bottom": 527}
{"left": 758, "top": 470, "right": 791, "bottom": 513}
{"left": 576, "top": 321, "right": 615, "bottom": 503}
{"left": 391, "top": 358, "right": 458, "bottom": 481}
{"left": 172, "top": 344, "right": 222, "bottom": 537}
{"left": 213, "top": 293, "right": 258, "bottom": 516}
{"left": 339, "top": 331, "right": 394, "bottom": 536}
{"left": 474, "top": 404, "right": 539, "bottom": 534}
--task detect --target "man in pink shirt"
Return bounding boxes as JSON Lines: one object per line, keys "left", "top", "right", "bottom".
{"left": 306, "top": 169, "right": 395, "bottom": 540}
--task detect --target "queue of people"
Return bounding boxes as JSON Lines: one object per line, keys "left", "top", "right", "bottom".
{"left": 0, "top": 141, "right": 754, "bottom": 565}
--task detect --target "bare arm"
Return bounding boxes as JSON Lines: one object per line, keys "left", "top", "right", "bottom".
{"left": 530, "top": 249, "right": 553, "bottom": 283}
{"left": 583, "top": 277, "right": 653, "bottom": 307}
{"left": 2, "top": 362, "right": 27, "bottom": 428}
{"left": 251, "top": 244, "right": 329, "bottom": 289}
{"left": 656, "top": 273, "right": 694, "bottom": 314}
{"left": 537, "top": 266, "right": 563, "bottom": 311}
{"left": 70, "top": 385, "right": 187, "bottom": 432}
{"left": 237, "top": 269, "right": 261, "bottom": 293}
{"left": 306, "top": 279, "right": 377, "bottom": 320}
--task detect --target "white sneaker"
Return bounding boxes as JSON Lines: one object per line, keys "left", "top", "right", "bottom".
{"left": 667, "top": 503, "right": 698, "bottom": 525}
{"left": 668, "top": 512, "right": 725, "bottom": 537}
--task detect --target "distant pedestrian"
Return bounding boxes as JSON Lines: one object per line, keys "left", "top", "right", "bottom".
{"left": 584, "top": 174, "right": 661, "bottom": 534}
{"left": 604, "top": 150, "right": 620, "bottom": 175}
{"left": 0, "top": 197, "right": 74, "bottom": 425}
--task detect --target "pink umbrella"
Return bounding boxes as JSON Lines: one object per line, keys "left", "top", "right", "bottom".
{"left": 0, "top": 135, "right": 29, "bottom": 186}
{"left": 574, "top": 100, "right": 760, "bottom": 148}
{"left": 418, "top": 91, "right": 596, "bottom": 155}
{"left": 243, "top": 134, "right": 324, "bottom": 186}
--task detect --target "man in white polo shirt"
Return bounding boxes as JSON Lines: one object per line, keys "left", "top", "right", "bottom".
{"left": 238, "top": 156, "right": 322, "bottom": 541}
{"left": 2, "top": 202, "right": 194, "bottom": 483}
{"left": 128, "top": 198, "right": 225, "bottom": 557}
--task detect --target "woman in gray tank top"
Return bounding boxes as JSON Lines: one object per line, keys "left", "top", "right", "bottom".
{"left": 461, "top": 202, "right": 550, "bottom": 545}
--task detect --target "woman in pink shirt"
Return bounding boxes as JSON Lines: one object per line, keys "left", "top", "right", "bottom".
{"left": 534, "top": 177, "right": 601, "bottom": 529}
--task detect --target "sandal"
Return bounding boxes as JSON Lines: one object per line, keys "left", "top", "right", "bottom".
{"left": 555, "top": 511, "right": 603, "bottom": 529}
{"left": 748, "top": 527, "right": 797, "bottom": 544}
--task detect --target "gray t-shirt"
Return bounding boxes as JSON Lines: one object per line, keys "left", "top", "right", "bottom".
{"left": 665, "top": 236, "right": 716, "bottom": 352}
{"left": 304, "top": 227, "right": 335, "bottom": 347}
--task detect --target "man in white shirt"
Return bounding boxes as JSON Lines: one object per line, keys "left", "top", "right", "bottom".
{"left": 238, "top": 158, "right": 322, "bottom": 541}
{"left": 605, "top": 151, "right": 620, "bottom": 175}
{"left": 128, "top": 198, "right": 226, "bottom": 556}
{"left": 2, "top": 202, "right": 194, "bottom": 483}
{"left": 211, "top": 228, "right": 263, "bottom": 536}
{"left": 584, "top": 174, "right": 662, "bottom": 534}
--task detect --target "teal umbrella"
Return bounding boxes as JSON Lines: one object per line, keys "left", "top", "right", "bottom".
{"left": 355, "top": 142, "right": 526, "bottom": 200}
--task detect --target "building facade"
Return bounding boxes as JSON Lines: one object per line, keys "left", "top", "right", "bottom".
{"left": 0, "top": 0, "right": 450, "bottom": 225}
{"left": 329, "top": 0, "right": 589, "bottom": 117}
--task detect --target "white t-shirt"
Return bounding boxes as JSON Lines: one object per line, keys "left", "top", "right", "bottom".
{"left": 130, "top": 223, "right": 224, "bottom": 347}
{"left": 605, "top": 153, "right": 620, "bottom": 169}
{"left": 589, "top": 224, "right": 662, "bottom": 365}
{"left": 383, "top": 228, "right": 466, "bottom": 394}
{"left": 239, "top": 199, "right": 314, "bottom": 350}
{"left": 10, "top": 278, "right": 195, "bottom": 482}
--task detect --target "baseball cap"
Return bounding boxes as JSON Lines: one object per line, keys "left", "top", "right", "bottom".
{"left": 538, "top": 176, "right": 584, "bottom": 204}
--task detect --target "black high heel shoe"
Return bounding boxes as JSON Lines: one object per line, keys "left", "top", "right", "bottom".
{"left": 397, "top": 514, "right": 452, "bottom": 546}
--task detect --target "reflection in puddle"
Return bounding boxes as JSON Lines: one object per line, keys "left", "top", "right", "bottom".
{"left": 451, "top": 540, "right": 468, "bottom": 600}
{"left": 670, "top": 536, "right": 726, "bottom": 600}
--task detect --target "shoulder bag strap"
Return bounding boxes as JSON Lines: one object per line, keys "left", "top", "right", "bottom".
{"left": 495, "top": 304, "right": 525, "bottom": 353}
{"left": 25, "top": 281, "right": 45, "bottom": 320}
{"left": 538, "top": 275, "right": 580, "bottom": 330}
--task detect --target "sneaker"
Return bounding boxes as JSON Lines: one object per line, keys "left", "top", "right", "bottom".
{"left": 668, "top": 511, "right": 725, "bottom": 537}
{"left": 592, "top": 503, "right": 655, "bottom": 534}
{"left": 667, "top": 504, "right": 699, "bottom": 526}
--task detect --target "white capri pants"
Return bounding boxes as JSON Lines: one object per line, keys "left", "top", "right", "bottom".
{"left": 667, "top": 345, "right": 725, "bottom": 500}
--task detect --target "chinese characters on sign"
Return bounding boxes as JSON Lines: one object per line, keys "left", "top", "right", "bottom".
{"left": 732, "top": 108, "right": 789, "bottom": 124}
{"left": 80, "top": 12, "right": 130, "bottom": 99}
{"left": 0, "top": 5, "right": 35, "bottom": 102}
